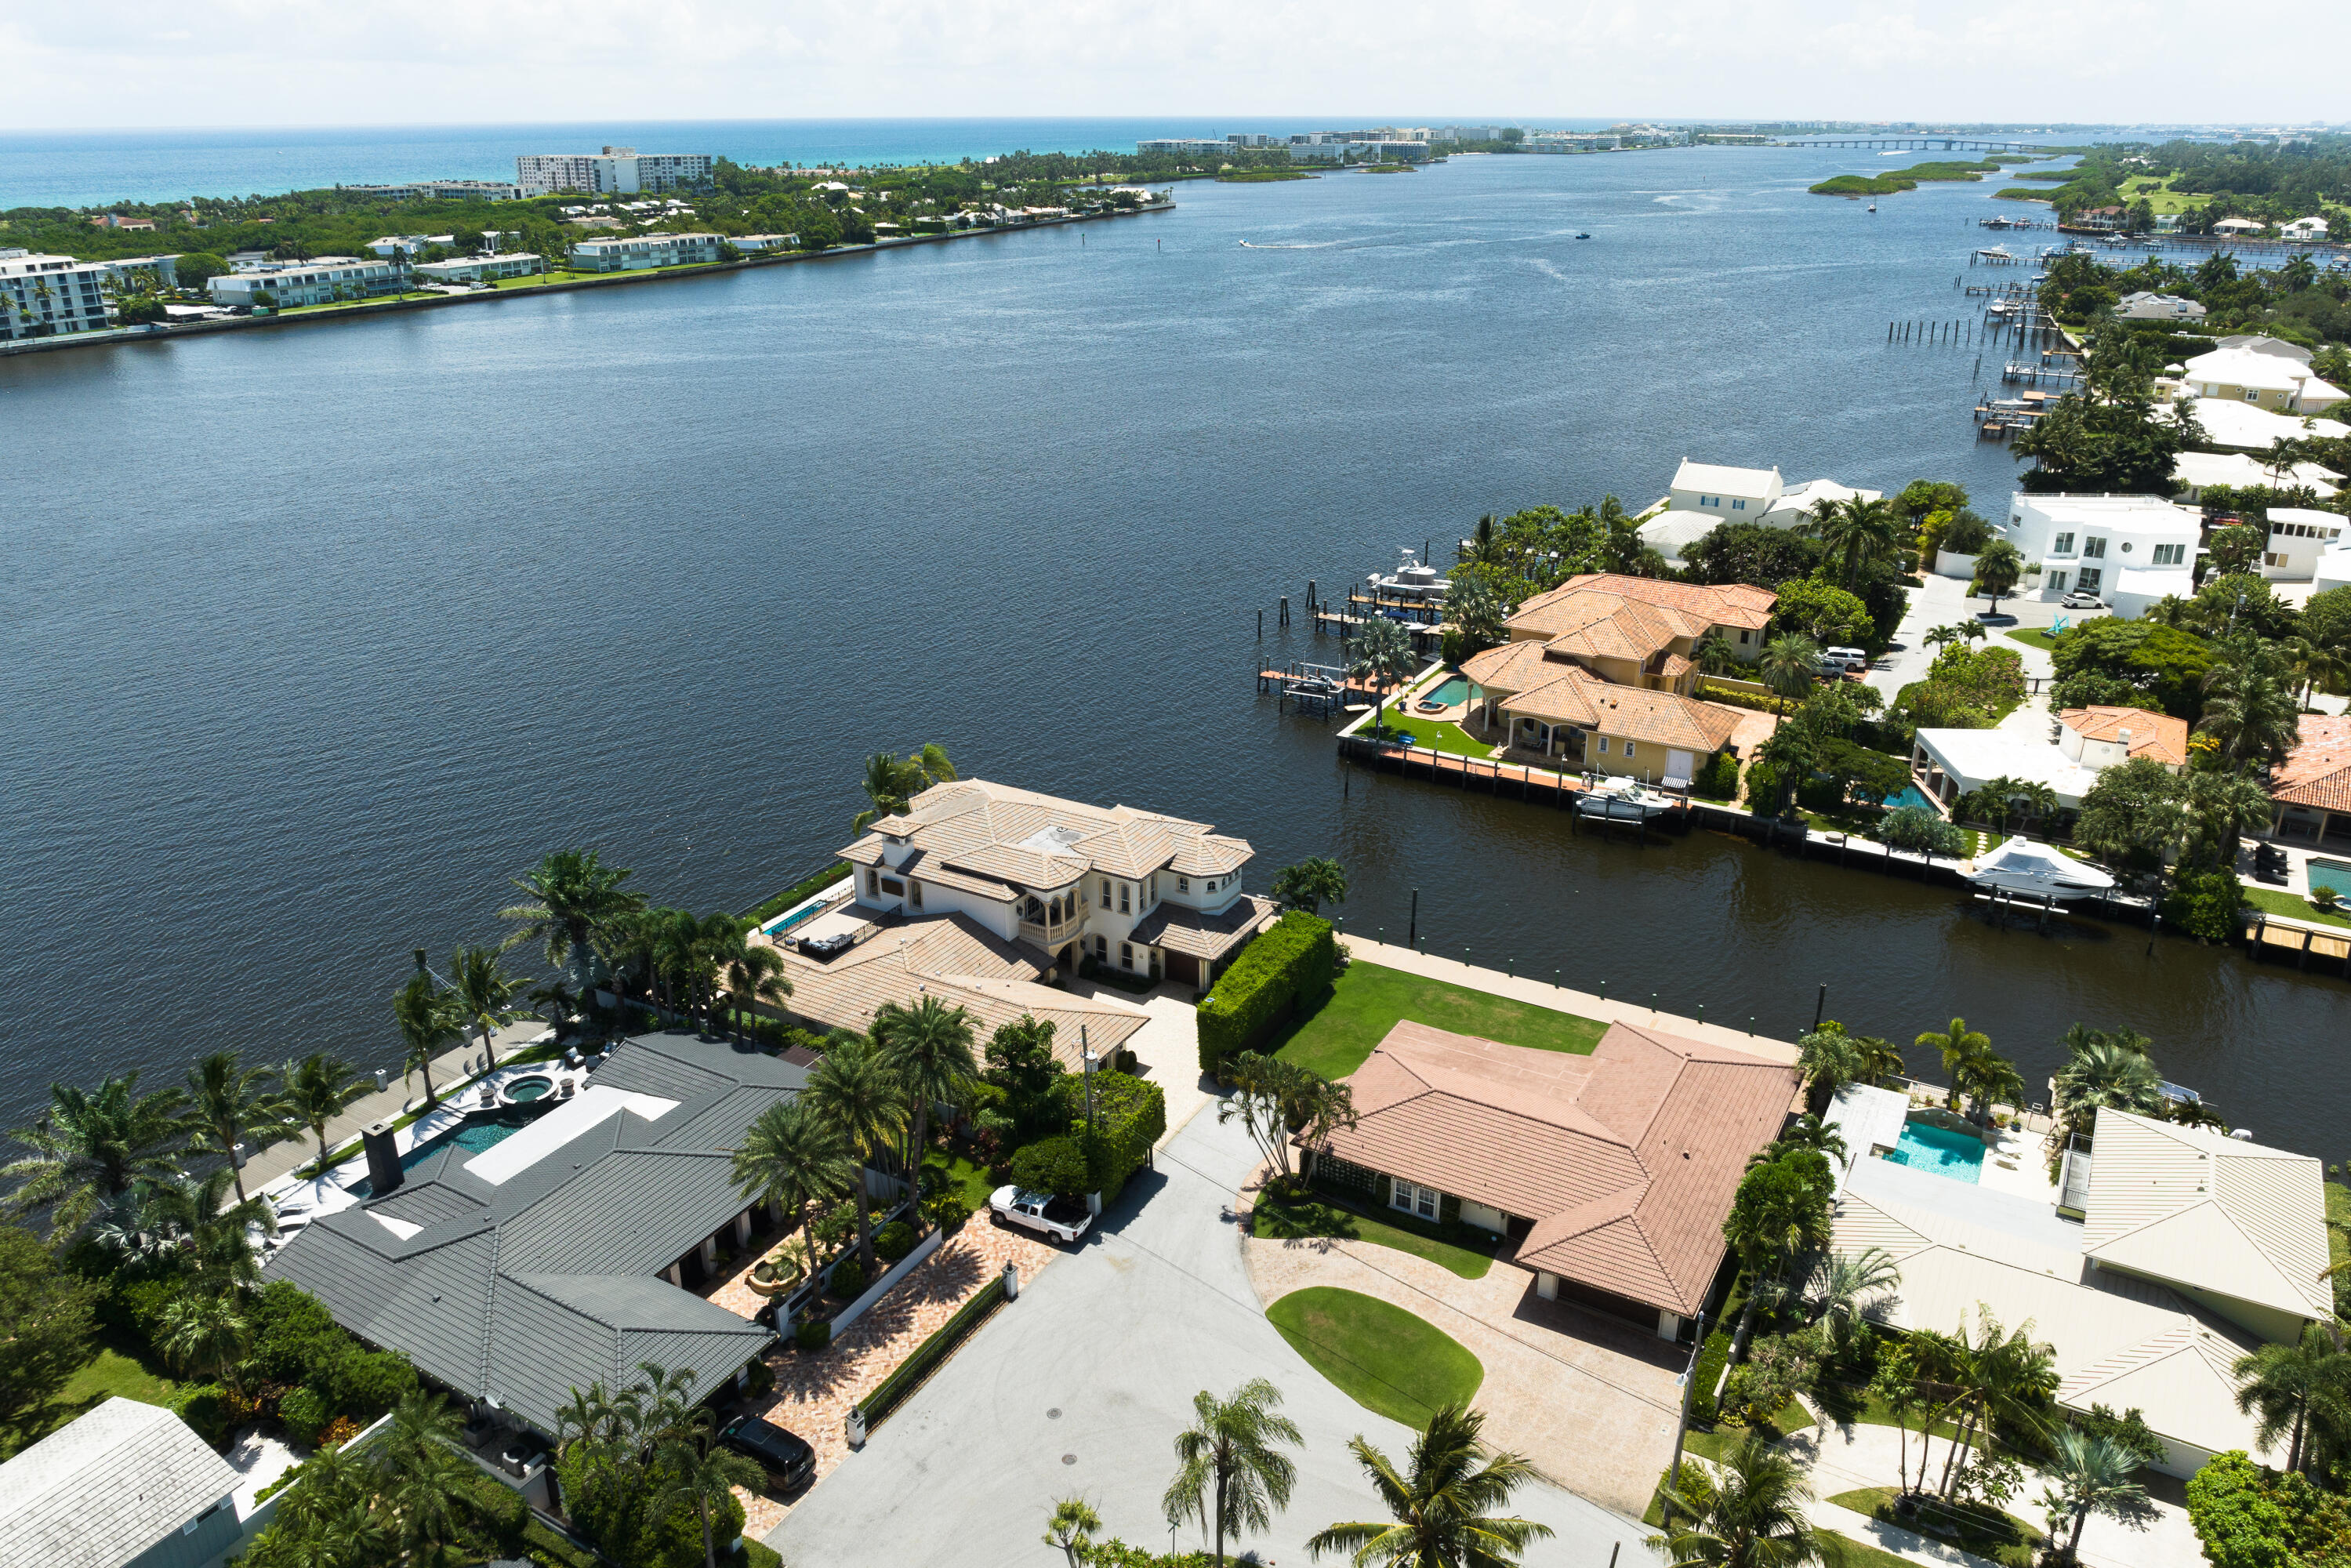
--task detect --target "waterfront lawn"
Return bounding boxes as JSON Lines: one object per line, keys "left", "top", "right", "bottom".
{"left": 1266, "top": 1287, "right": 1482, "bottom": 1427}
{"left": 1272, "top": 960, "right": 1605, "bottom": 1080}
{"left": 1366, "top": 712, "right": 1491, "bottom": 758}
{"left": 1826, "top": 1487, "right": 2038, "bottom": 1568}
{"left": 6, "top": 1337, "right": 180, "bottom": 1458}
{"left": 1250, "top": 1189, "right": 1497, "bottom": 1279}
{"left": 2004, "top": 628, "right": 2062, "bottom": 652}
{"left": 2244, "top": 886, "right": 2351, "bottom": 930}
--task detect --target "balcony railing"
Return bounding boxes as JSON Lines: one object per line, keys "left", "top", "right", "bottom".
{"left": 1018, "top": 917, "right": 1083, "bottom": 950}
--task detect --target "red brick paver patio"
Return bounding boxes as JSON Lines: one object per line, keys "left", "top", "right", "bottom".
{"left": 730, "top": 1218, "right": 1060, "bottom": 1536}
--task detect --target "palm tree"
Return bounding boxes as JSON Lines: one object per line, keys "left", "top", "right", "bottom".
{"left": 1348, "top": 616, "right": 1420, "bottom": 735}
{"left": 158, "top": 1292, "right": 253, "bottom": 1393}
{"left": 500, "top": 848, "right": 648, "bottom": 991}
{"left": 187, "top": 1051, "right": 281, "bottom": 1202}
{"left": 1694, "top": 630, "right": 1740, "bottom": 677}
{"left": 1806, "top": 1247, "right": 1899, "bottom": 1349}
{"left": 853, "top": 745, "right": 956, "bottom": 832}
{"left": 2053, "top": 1037, "right": 2163, "bottom": 1120}
{"left": 1812, "top": 495, "right": 1903, "bottom": 589}
{"left": 392, "top": 972, "right": 463, "bottom": 1110}
{"left": 1163, "top": 1377, "right": 1303, "bottom": 1566}
{"left": 1758, "top": 633, "right": 1820, "bottom": 720}
{"left": 278, "top": 1054, "right": 369, "bottom": 1176}
{"left": 1972, "top": 538, "right": 2024, "bottom": 616}
{"left": 1918, "top": 1017, "right": 1994, "bottom": 1121}
{"left": 2037, "top": 1429, "right": 2150, "bottom": 1564}
{"left": 1649, "top": 1432, "right": 1822, "bottom": 1568}
{"left": 99, "top": 1166, "right": 277, "bottom": 1294}
{"left": 1269, "top": 857, "right": 1349, "bottom": 914}
{"left": 731, "top": 1099, "right": 854, "bottom": 1279}
{"left": 1308, "top": 1402, "right": 1551, "bottom": 1567}
{"left": 1931, "top": 1308, "right": 2057, "bottom": 1501}
{"left": 1722, "top": 1152, "right": 1836, "bottom": 1363}
{"left": 449, "top": 944, "right": 523, "bottom": 1070}
{"left": 719, "top": 931, "right": 793, "bottom": 1043}
{"left": 2199, "top": 637, "right": 2301, "bottom": 767}
{"left": 1044, "top": 1497, "right": 1102, "bottom": 1567}
{"left": 804, "top": 1034, "right": 908, "bottom": 1275}
{"left": 874, "top": 994, "right": 978, "bottom": 1179}
{"left": 657, "top": 1421, "right": 767, "bottom": 1568}
{"left": 2283, "top": 634, "right": 2349, "bottom": 710}
{"left": 2233, "top": 1323, "right": 2351, "bottom": 1475}
{"left": 2182, "top": 765, "right": 2279, "bottom": 870}
{"left": 2010, "top": 779, "right": 2060, "bottom": 835}
{"left": 371, "top": 1390, "right": 476, "bottom": 1564}
{"left": 2, "top": 1074, "right": 197, "bottom": 1241}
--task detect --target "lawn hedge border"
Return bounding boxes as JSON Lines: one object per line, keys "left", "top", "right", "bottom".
{"left": 854, "top": 1272, "right": 1008, "bottom": 1432}
{"left": 1196, "top": 911, "right": 1335, "bottom": 1076}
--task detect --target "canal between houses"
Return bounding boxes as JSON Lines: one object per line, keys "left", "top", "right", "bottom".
{"left": 5, "top": 140, "right": 2342, "bottom": 1160}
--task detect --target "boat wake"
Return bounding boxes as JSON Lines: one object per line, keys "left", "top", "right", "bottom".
{"left": 1237, "top": 239, "right": 1346, "bottom": 249}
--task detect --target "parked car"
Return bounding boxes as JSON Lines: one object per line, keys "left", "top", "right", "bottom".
{"left": 1819, "top": 645, "right": 1870, "bottom": 673}
{"left": 2059, "top": 590, "right": 2106, "bottom": 609}
{"left": 720, "top": 1414, "right": 815, "bottom": 1492}
{"left": 990, "top": 1185, "right": 1092, "bottom": 1243}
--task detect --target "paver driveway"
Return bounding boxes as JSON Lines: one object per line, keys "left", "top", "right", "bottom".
{"left": 771, "top": 1107, "right": 1660, "bottom": 1566}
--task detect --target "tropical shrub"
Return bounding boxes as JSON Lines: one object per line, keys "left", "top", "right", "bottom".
{"left": 827, "top": 1258, "right": 868, "bottom": 1300}
{"left": 794, "top": 1318, "right": 831, "bottom": 1352}
{"left": 1795, "top": 775, "right": 1847, "bottom": 812}
{"left": 873, "top": 1221, "right": 916, "bottom": 1263}
{"left": 1875, "top": 804, "right": 1967, "bottom": 857}
{"left": 1083, "top": 1544, "right": 1219, "bottom": 1566}
{"left": 1686, "top": 1330, "right": 1732, "bottom": 1425}
{"left": 173, "top": 1382, "right": 230, "bottom": 1447}
{"left": 1051, "top": 1069, "right": 1167, "bottom": 1200}
{"left": 1009, "top": 1136, "right": 1092, "bottom": 1197}
{"left": 317, "top": 1345, "right": 419, "bottom": 1421}
{"left": 2187, "top": 1452, "right": 2298, "bottom": 1568}
{"left": 1692, "top": 750, "right": 1743, "bottom": 801}
{"left": 1195, "top": 912, "right": 1336, "bottom": 1076}
{"left": 2164, "top": 868, "right": 2247, "bottom": 942}
{"left": 744, "top": 1357, "right": 775, "bottom": 1398}
{"left": 276, "top": 1385, "right": 329, "bottom": 1448}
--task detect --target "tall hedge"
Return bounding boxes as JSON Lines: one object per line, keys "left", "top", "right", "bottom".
{"left": 1055, "top": 1070, "right": 1166, "bottom": 1200}
{"left": 1195, "top": 912, "right": 1335, "bottom": 1076}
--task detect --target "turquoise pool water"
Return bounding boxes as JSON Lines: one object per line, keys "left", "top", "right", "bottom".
{"left": 1884, "top": 1121, "right": 1986, "bottom": 1183}
{"left": 1876, "top": 784, "right": 1935, "bottom": 812}
{"left": 1423, "top": 675, "right": 1472, "bottom": 706}
{"left": 763, "top": 901, "right": 830, "bottom": 938}
{"left": 350, "top": 1108, "right": 535, "bottom": 1196}
{"left": 2309, "top": 858, "right": 2351, "bottom": 901}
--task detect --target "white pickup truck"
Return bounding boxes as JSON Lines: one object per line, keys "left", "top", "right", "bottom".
{"left": 989, "top": 1185, "right": 1093, "bottom": 1243}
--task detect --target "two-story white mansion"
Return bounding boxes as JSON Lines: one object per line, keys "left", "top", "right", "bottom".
{"left": 841, "top": 780, "right": 1276, "bottom": 989}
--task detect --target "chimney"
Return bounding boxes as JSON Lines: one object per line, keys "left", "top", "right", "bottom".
{"left": 361, "top": 1119, "right": 404, "bottom": 1196}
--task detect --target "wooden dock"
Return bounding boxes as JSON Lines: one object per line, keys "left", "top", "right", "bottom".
{"left": 2247, "top": 913, "right": 2351, "bottom": 977}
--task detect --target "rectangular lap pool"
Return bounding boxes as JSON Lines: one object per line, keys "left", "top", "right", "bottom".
{"left": 349, "top": 1108, "right": 537, "bottom": 1196}
{"left": 2309, "top": 858, "right": 2351, "bottom": 902}
{"left": 1883, "top": 1121, "right": 1986, "bottom": 1183}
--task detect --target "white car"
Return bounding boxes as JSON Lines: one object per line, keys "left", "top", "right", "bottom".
{"left": 2059, "top": 590, "right": 2106, "bottom": 610}
{"left": 1819, "top": 646, "right": 1870, "bottom": 673}
{"left": 989, "top": 1185, "right": 1092, "bottom": 1243}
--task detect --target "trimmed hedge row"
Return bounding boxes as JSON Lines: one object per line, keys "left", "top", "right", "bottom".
{"left": 1196, "top": 911, "right": 1336, "bottom": 1076}
{"left": 1010, "top": 1071, "right": 1169, "bottom": 1200}
{"left": 855, "top": 1271, "right": 1007, "bottom": 1431}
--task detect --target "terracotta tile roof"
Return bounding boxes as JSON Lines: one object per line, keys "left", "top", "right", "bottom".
{"left": 1128, "top": 894, "right": 1279, "bottom": 960}
{"left": 1168, "top": 834, "right": 1254, "bottom": 877}
{"left": 1544, "top": 572, "right": 1776, "bottom": 632}
{"left": 1315, "top": 1021, "right": 1797, "bottom": 1315}
{"left": 1459, "top": 638, "right": 1562, "bottom": 695}
{"left": 2058, "top": 706, "right": 2190, "bottom": 768}
{"left": 833, "top": 779, "right": 1253, "bottom": 888}
{"left": 1500, "top": 671, "right": 1740, "bottom": 753}
{"left": 2272, "top": 715, "right": 2351, "bottom": 812}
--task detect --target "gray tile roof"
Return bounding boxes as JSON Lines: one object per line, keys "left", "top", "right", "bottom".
{"left": 0, "top": 1398, "right": 238, "bottom": 1568}
{"left": 265, "top": 1032, "right": 801, "bottom": 1438}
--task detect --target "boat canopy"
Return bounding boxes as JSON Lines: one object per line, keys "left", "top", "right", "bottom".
{"left": 1968, "top": 836, "right": 2117, "bottom": 898}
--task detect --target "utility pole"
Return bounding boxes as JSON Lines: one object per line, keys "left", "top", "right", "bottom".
{"left": 1660, "top": 1309, "right": 1707, "bottom": 1534}
{"left": 1812, "top": 982, "right": 1827, "bottom": 1032}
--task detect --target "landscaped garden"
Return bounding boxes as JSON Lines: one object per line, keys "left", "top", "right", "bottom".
{"left": 1264, "top": 1286, "right": 1482, "bottom": 1427}
{"left": 1825, "top": 1486, "right": 2039, "bottom": 1568}
{"left": 1249, "top": 1189, "right": 1497, "bottom": 1279}
{"left": 2245, "top": 884, "right": 2351, "bottom": 930}
{"left": 1270, "top": 960, "right": 1605, "bottom": 1080}
{"left": 1362, "top": 711, "right": 1493, "bottom": 758}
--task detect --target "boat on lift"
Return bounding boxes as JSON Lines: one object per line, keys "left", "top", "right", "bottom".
{"left": 1366, "top": 547, "right": 1449, "bottom": 601}
{"left": 1967, "top": 836, "right": 2117, "bottom": 902}
{"left": 1573, "top": 774, "right": 1679, "bottom": 822}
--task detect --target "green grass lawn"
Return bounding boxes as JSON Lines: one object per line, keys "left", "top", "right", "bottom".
{"left": 1826, "top": 1486, "right": 2039, "bottom": 1568}
{"left": 1365, "top": 711, "right": 1493, "bottom": 758}
{"left": 922, "top": 1149, "right": 996, "bottom": 1215}
{"left": 1272, "top": 961, "right": 1605, "bottom": 1080}
{"left": 4, "top": 1338, "right": 180, "bottom": 1458}
{"left": 2004, "top": 628, "right": 2061, "bottom": 652}
{"left": 1818, "top": 1532, "right": 1927, "bottom": 1568}
{"left": 2244, "top": 885, "right": 2351, "bottom": 930}
{"left": 1251, "top": 1189, "right": 1496, "bottom": 1279}
{"left": 1266, "top": 1287, "right": 1482, "bottom": 1427}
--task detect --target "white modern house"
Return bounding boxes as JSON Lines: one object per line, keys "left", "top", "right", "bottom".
{"left": 2171, "top": 394, "right": 2349, "bottom": 453}
{"left": 2259, "top": 507, "right": 2349, "bottom": 580}
{"left": 1911, "top": 704, "right": 2188, "bottom": 814}
{"left": 517, "top": 147, "right": 712, "bottom": 197}
{"left": 205, "top": 256, "right": 403, "bottom": 309}
{"left": 1640, "top": 461, "right": 1882, "bottom": 563}
{"left": 2001, "top": 492, "right": 2199, "bottom": 615}
{"left": 2116, "top": 290, "right": 2207, "bottom": 321}
{"left": 2177, "top": 337, "right": 2348, "bottom": 416}
{"left": 567, "top": 233, "right": 727, "bottom": 272}
{"left": 365, "top": 234, "right": 454, "bottom": 257}
{"left": 2212, "top": 217, "right": 2266, "bottom": 236}
{"left": 2171, "top": 448, "right": 2342, "bottom": 503}
{"left": 2280, "top": 216, "right": 2331, "bottom": 241}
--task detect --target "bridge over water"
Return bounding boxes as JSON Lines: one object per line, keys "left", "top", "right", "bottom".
{"left": 1778, "top": 137, "right": 2059, "bottom": 154}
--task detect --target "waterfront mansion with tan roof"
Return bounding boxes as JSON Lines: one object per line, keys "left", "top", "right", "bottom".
{"left": 837, "top": 779, "right": 1278, "bottom": 990}
{"left": 1457, "top": 574, "right": 1772, "bottom": 784}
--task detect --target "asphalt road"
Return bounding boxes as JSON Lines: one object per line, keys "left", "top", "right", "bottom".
{"left": 770, "top": 1108, "right": 1660, "bottom": 1567}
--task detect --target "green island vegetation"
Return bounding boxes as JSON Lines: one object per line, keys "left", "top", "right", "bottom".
{"left": 1359, "top": 162, "right": 1417, "bottom": 174}
{"left": 1217, "top": 168, "right": 1318, "bottom": 182}
{"left": 1265, "top": 1287, "right": 1482, "bottom": 1426}
{"left": 2037, "top": 248, "right": 2351, "bottom": 365}
{"left": 1809, "top": 158, "right": 2004, "bottom": 197}
{"left": 2020, "top": 135, "right": 2351, "bottom": 234}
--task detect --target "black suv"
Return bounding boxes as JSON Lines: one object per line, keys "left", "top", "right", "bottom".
{"left": 720, "top": 1414, "right": 816, "bottom": 1492}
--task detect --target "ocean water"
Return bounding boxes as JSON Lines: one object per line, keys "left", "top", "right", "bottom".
{"left": 8, "top": 144, "right": 2336, "bottom": 1156}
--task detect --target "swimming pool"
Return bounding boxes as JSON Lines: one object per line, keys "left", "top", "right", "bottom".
{"left": 2308, "top": 858, "right": 2351, "bottom": 901}
{"left": 1422, "top": 675, "right": 1472, "bottom": 706}
{"left": 1877, "top": 785, "right": 1935, "bottom": 813}
{"left": 1883, "top": 1121, "right": 1986, "bottom": 1183}
{"left": 350, "top": 1108, "right": 538, "bottom": 1196}
{"left": 762, "top": 900, "right": 832, "bottom": 938}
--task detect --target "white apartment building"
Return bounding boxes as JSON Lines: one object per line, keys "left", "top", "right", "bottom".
{"left": 730, "top": 234, "right": 800, "bottom": 252}
{"left": 205, "top": 256, "right": 402, "bottom": 309}
{"left": 1524, "top": 134, "right": 1620, "bottom": 152}
{"left": 414, "top": 252, "right": 542, "bottom": 283}
{"left": 2260, "top": 507, "right": 2348, "bottom": 580}
{"left": 0, "top": 252, "right": 118, "bottom": 341}
{"left": 516, "top": 147, "right": 713, "bottom": 198}
{"left": 2002, "top": 492, "right": 2199, "bottom": 615}
{"left": 1138, "top": 138, "right": 1232, "bottom": 156}
{"left": 838, "top": 779, "right": 1276, "bottom": 989}
{"left": 567, "top": 233, "right": 726, "bottom": 272}
{"left": 339, "top": 180, "right": 522, "bottom": 201}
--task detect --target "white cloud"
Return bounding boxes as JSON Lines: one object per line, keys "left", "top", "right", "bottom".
{"left": 4, "top": 0, "right": 2344, "bottom": 126}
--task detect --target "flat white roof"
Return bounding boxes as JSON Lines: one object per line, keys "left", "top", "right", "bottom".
{"left": 1671, "top": 458, "right": 1780, "bottom": 496}
{"left": 2012, "top": 492, "right": 2201, "bottom": 533}
{"left": 2176, "top": 395, "right": 2350, "bottom": 451}
{"left": 2171, "top": 449, "right": 2341, "bottom": 495}
{"left": 462, "top": 1084, "right": 678, "bottom": 1185}
{"left": 1914, "top": 727, "right": 2103, "bottom": 804}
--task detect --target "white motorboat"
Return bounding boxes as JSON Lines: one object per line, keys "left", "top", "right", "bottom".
{"left": 1574, "top": 774, "right": 1679, "bottom": 821}
{"left": 1367, "top": 546, "right": 1449, "bottom": 601}
{"left": 1967, "top": 836, "right": 2116, "bottom": 902}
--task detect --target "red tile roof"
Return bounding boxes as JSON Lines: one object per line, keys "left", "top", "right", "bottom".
{"left": 1315, "top": 1021, "right": 1797, "bottom": 1315}
{"left": 2058, "top": 706, "right": 2190, "bottom": 768}
{"left": 2273, "top": 715, "right": 2351, "bottom": 813}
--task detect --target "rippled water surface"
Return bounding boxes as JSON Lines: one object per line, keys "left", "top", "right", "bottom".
{"left": 8, "top": 146, "right": 2340, "bottom": 1156}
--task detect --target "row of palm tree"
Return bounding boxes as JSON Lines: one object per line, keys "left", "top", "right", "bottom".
{"left": 1951, "top": 774, "right": 2060, "bottom": 836}
{"left": 731, "top": 994, "right": 981, "bottom": 1277}
{"left": 1791, "top": 1016, "right": 2023, "bottom": 1129}
{"left": 555, "top": 1363, "right": 763, "bottom": 1568}
{"left": 241, "top": 1390, "right": 488, "bottom": 1568}
{"left": 1044, "top": 1382, "right": 1551, "bottom": 1567}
